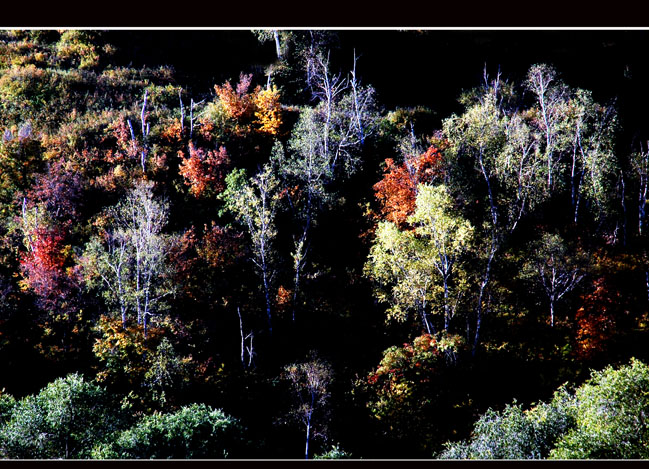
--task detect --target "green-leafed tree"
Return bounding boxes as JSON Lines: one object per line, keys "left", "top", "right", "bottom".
{"left": 0, "top": 374, "right": 123, "bottom": 459}
{"left": 91, "top": 403, "right": 247, "bottom": 459}
{"left": 439, "top": 387, "right": 574, "bottom": 459}
{"left": 81, "top": 179, "right": 176, "bottom": 337}
{"left": 440, "top": 358, "right": 649, "bottom": 460}
{"left": 524, "top": 233, "right": 586, "bottom": 327}
{"left": 550, "top": 358, "right": 649, "bottom": 459}
{"left": 282, "top": 354, "right": 334, "bottom": 459}
{"left": 221, "top": 165, "right": 280, "bottom": 335}
{"left": 366, "top": 184, "right": 473, "bottom": 334}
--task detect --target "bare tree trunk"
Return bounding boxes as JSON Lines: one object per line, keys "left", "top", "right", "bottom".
{"left": 190, "top": 98, "right": 194, "bottom": 140}
{"left": 305, "top": 418, "right": 311, "bottom": 460}
{"left": 621, "top": 172, "right": 627, "bottom": 246}
{"left": 140, "top": 90, "right": 149, "bottom": 172}
{"left": 550, "top": 296, "right": 555, "bottom": 327}
{"left": 473, "top": 244, "right": 495, "bottom": 355}
{"left": 238, "top": 307, "right": 245, "bottom": 368}
{"left": 178, "top": 90, "right": 185, "bottom": 132}
{"left": 246, "top": 332, "right": 254, "bottom": 368}
{"left": 443, "top": 275, "right": 450, "bottom": 331}
{"left": 273, "top": 30, "right": 282, "bottom": 60}
{"left": 474, "top": 151, "right": 499, "bottom": 356}
{"left": 262, "top": 266, "right": 273, "bottom": 335}
{"left": 640, "top": 173, "right": 647, "bottom": 237}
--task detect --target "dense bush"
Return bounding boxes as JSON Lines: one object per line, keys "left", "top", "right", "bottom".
{"left": 440, "top": 359, "right": 649, "bottom": 459}
{"left": 91, "top": 403, "right": 248, "bottom": 459}
{"left": 0, "top": 374, "right": 122, "bottom": 459}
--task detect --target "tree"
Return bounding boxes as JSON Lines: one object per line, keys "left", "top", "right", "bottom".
{"left": 282, "top": 354, "right": 333, "bottom": 459}
{"left": 526, "top": 64, "right": 570, "bottom": 191}
{"left": 366, "top": 184, "right": 473, "bottom": 334}
{"left": 18, "top": 185, "right": 85, "bottom": 358}
{"left": 362, "top": 332, "right": 466, "bottom": 455}
{"left": 0, "top": 374, "right": 123, "bottom": 459}
{"left": 631, "top": 144, "right": 649, "bottom": 237}
{"left": 565, "top": 89, "right": 617, "bottom": 223}
{"left": 313, "top": 445, "right": 352, "bottom": 459}
{"left": 442, "top": 76, "right": 509, "bottom": 353}
{"left": 302, "top": 51, "right": 379, "bottom": 178}
{"left": 282, "top": 117, "right": 330, "bottom": 321}
{"left": 525, "top": 65, "right": 618, "bottom": 224}
{"left": 550, "top": 358, "right": 649, "bottom": 459}
{"left": 277, "top": 52, "right": 379, "bottom": 321}
{"left": 90, "top": 314, "right": 191, "bottom": 412}
{"left": 91, "top": 403, "right": 247, "bottom": 459}
{"left": 439, "top": 387, "right": 574, "bottom": 459}
{"left": 208, "top": 73, "right": 283, "bottom": 140}
{"left": 373, "top": 144, "right": 444, "bottom": 227}
{"left": 574, "top": 277, "right": 618, "bottom": 360}
{"left": 81, "top": 180, "right": 176, "bottom": 336}
{"left": 440, "top": 359, "right": 649, "bottom": 460}
{"left": 496, "top": 111, "right": 546, "bottom": 233}
{"left": 221, "top": 165, "right": 280, "bottom": 334}
{"left": 143, "top": 336, "right": 191, "bottom": 408}
{"left": 178, "top": 143, "right": 230, "bottom": 198}
{"left": 527, "top": 233, "right": 585, "bottom": 327}
{"left": 440, "top": 64, "right": 614, "bottom": 351}
{"left": 0, "top": 125, "right": 43, "bottom": 214}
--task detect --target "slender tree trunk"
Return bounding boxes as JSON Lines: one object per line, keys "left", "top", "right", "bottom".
{"left": 293, "top": 260, "right": 301, "bottom": 323}
{"left": 621, "top": 172, "right": 627, "bottom": 246}
{"left": 640, "top": 172, "right": 647, "bottom": 236}
{"left": 273, "top": 30, "right": 282, "bottom": 60}
{"left": 443, "top": 274, "right": 450, "bottom": 331}
{"left": 473, "top": 244, "right": 495, "bottom": 355}
{"left": 550, "top": 296, "right": 555, "bottom": 327}
{"left": 262, "top": 266, "right": 272, "bottom": 335}
{"left": 305, "top": 419, "right": 311, "bottom": 460}
{"left": 238, "top": 307, "right": 245, "bottom": 368}
{"left": 474, "top": 151, "right": 498, "bottom": 356}
{"left": 292, "top": 186, "right": 313, "bottom": 323}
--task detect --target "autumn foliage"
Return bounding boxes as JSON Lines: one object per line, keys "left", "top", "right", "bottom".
{"left": 374, "top": 145, "right": 444, "bottom": 226}
{"left": 178, "top": 143, "right": 230, "bottom": 198}
{"left": 214, "top": 73, "right": 283, "bottom": 138}
{"left": 20, "top": 225, "right": 68, "bottom": 299}
{"left": 574, "top": 278, "right": 618, "bottom": 360}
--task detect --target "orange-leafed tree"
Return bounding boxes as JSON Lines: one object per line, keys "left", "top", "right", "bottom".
{"left": 373, "top": 145, "right": 444, "bottom": 227}
{"left": 212, "top": 73, "right": 283, "bottom": 139}
{"left": 214, "top": 73, "right": 254, "bottom": 124}
{"left": 574, "top": 277, "right": 618, "bottom": 360}
{"left": 252, "top": 85, "right": 282, "bottom": 137}
{"left": 178, "top": 143, "right": 230, "bottom": 198}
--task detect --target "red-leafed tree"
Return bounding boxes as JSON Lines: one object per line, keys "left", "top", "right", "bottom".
{"left": 26, "top": 159, "right": 83, "bottom": 223}
{"left": 178, "top": 143, "right": 230, "bottom": 198}
{"left": 18, "top": 219, "right": 85, "bottom": 358}
{"left": 214, "top": 73, "right": 255, "bottom": 124}
{"left": 20, "top": 225, "right": 67, "bottom": 302}
{"left": 373, "top": 145, "right": 444, "bottom": 226}
{"left": 360, "top": 332, "right": 467, "bottom": 454}
{"left": 574, "top": 277, "right": 618, "bottom": 360}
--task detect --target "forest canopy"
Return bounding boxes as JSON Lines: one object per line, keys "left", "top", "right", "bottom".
{"left": 0, "top": 29, "right": 649, "bottom": 459}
